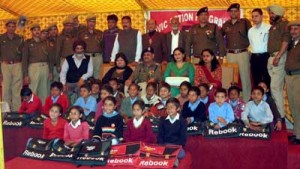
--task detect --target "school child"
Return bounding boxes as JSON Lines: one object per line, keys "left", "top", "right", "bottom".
{"left": 226, "top": 86, "right": 245, "bottom": 120}
{"left": 43, "top": 103, "right": 67, "bottom": 139}
{"left": 90, "top": 79, "right": 102, "bottom": 102}
{"left": 19, "top": 87, "right": 43, "bottom": 114}
{"left": 109, "top": 78, "right": 125, "bottom": 110}
{"left": 74, "top": 84, "right": 97, "bottom": 116}
{"left": 198, "top": 84, "right": 212, "bottom": 117}
{"left": 141, "top": 82, "right": 160, "bottom": 109}
{"left": 176, "top": 81, "right": 191, "bottom": 109}
{"left": 124, "top": 100, "right": 154, "bottom": 143}
{"left": 95, "top": 85, "right": 114, "bottom": 121}
{"left": 64, "top": 105, "right": 90, "bottom": 147}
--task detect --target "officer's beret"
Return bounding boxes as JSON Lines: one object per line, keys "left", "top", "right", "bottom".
{"left": 197, "top": 7, "right": 208, "bottom": 16}
{"left": 41, "top": 29, "right": 48, "bottom": 33}
{"left": 5, "top": 19, "right": 17, "bottom": 26}
{"left": 47, "top": 22, "right": 57, "bottom": 30}
{"left": 67, "top": 14, "right": 78, "bottom": 20}
{"left": 267, "top": 5, "right": 285, "bottom": 16}
{"left": 86, "top": 15, "right": 96, "bottom": 21}
{"left": 63, "top": 18, "right": 73, "bottom": 25}
{"left": 288, "top": 20, "right": 300, "bottom": 27}
{"left": 227, "top": 3, "right": 240, "bottom": 11}
{"left": 142, "top": 47, "right": 154, "bottom": 56}
{"left": 29, "top": 23, "right": 40, "bottom": 30}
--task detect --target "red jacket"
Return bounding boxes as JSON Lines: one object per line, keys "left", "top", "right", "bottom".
{"left": 19, "top": 94, "right": 42, "bottom": 114}
{"left": 43, "top": 94, "right": 69, "bottom": 116}
{"left": 43, "top": 117, "right": 68, "bottom": 140}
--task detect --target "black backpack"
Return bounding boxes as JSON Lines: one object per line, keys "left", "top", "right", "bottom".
{"left": 21, "top": 138, "right": 54, "bottom": 160}
{"left": 2, "top": 112, "right": 31, "bottom": 128}
{"left": 47, "top": 139, "right": 81, "bottom": 163}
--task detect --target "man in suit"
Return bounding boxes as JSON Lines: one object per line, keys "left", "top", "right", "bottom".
{"left": 165, "top": 17, "right": 186, "bottom": 62}
{"left": 142, "top": 19, "right": 167, "bottom": 63}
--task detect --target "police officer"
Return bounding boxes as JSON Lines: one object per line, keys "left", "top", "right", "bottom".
{"left": 22, "top": 23, "right": 52, "bottom": 104}
{"left": 267, "top": 4, "right": 290, "bottom": 118}
{"left": 285, "top": 21, "right": 300, "bottom": 144}
{"left": 186, "top": 7, "right": 225, "bottom": 64}
{"left": 47, "top": 23, "right": 59, "bottom": 81}
{"left": 0, "top": 19, "right": 24, "bottom": 111}
{"left": 221, "top": 3, "right": 252, "bottom": 101}
{"left": 78, "top": 15, "right": 103, "bottom": 79}
{"left": 67, "top": 14, "right": 87, "bottom": 36}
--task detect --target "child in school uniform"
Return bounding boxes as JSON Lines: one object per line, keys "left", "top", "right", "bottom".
{"left": 43, "top": 103, "right": 67, "bottom": 140}
{"left": 93, "top": 96, "right": 123, "bottom": 145}
{"left": 74, "top": 84, "right": 97, "bottom": 117}
{"left": 198, "top": 84, "right": 212, "bottom": 117}
{"left": 226, "top": 86, "right": 245, "bottom": 120}
{"left": 64, "top": 106, "right": 90, "bottom": 147}
{"left": 148, "top": 82, "right": 172, "bottom": 117}
{"left": 176, "top": 81, "right": 191, "bottom": 109}
{"left": 19, "top": 87, "right": 43, "bottom": 114}
{"left": 120, "top": 83, "right": 142, "bottom": 123}
{"left": 142, "top": 82, "right": 160, "bottom": 109}
{"left": 95, "top": 85, "right": 114, "bottom": 121}
{"left": 109, "top": 78, "right": 125, "bottom": 110}
{"left": 124, "top": 100, "right": 155, "bottom": 143}
{"left": 90, "top": 79, "right": 102, "bottom": 103}
{"left": 209, "top": 88, "right": 235, "bottom": 129}
{"left": 157, "top": 97, "right": 187, "bottom": 160}
{"left": 182, "top": 86, "right": 206, "bottom": 124}
{"left": 44, "top": 82, "right": 69, "bottom": 116}
{"left": 242, "top": 86, "right": 274, "bottom": 131}
{"left": 258, "top": 82, "right": 282, "bottom": 131}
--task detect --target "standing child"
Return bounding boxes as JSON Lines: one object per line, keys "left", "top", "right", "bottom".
{"left": 44, "top": 82, "right": 69, "bottom": 116}
{"left": 157, "top": 97, "right": 187, "bottom": 159}
{"left": 226, "top": 86, "right": 245, "bottom": 120}
{"left": 198, "top": 84, "right": 212, "bottom": 117}
{"left": 93, "top": 96, "right": 123, "bottom": 145}
{"left": 109, "top": 78, "right": 125, "bottom": 110}
{"left": 242, "top": 86, "right": 273, "bottom": 131}
{"left": 124, "top": 100, "right": 154, "bottom": 143}
{"left": 64, "top": 106, "right": 90, "bottom": 147}
{"left": 95, "top": 85, "right": 114, "bottom": 121}
{"left": 19, "top": 87, "right": 43, "bottom": 114}
{"left": 176, "top": 81, "right": 191, "bottom": 109}
{"left": 142, "top": 82, "right": 160, "bottom": 109}
{"left": 258, "top": 82, "right": 282, "bottom": 131}
{"left": 209, "top": 88, "right": 235, "bottom": 129}
{"left": 74, "top": 84, "right": 97, "bottom": 116}
{"left": 120, "top": 83, "right": 141, "bottom": 123}
{"left": 43, "top": 103, "right": 67, "bottom": 140}
{"left": 148, "top": 82, "right": 172, "bottom": 117}
{"left": 182, "top": 86, "right": 206, "bottom": 124}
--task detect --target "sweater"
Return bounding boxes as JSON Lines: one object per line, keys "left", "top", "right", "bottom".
{"left": 63, "top": 121, "right": 90, "bottom": 144}
{"left": 43, "top": 117, "right": 67, "bottom": 140}
{"left": 94, "top": 114, "right": 124, "bottom": 139}
{"left": 124, "top": 118, "right": 154, "bottom": 143}
{"left": 181, "top": 100, "right": 206, "bottom": 122}
{"left": 19, "top": 94, "right": 43, "bottom": 114}
{"left": 43, "top": 94, "right": 69, "bottom": 115}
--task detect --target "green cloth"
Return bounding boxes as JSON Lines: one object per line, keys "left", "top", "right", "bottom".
{"left": 163, "top": 62, "right": 195, "bottom": 96}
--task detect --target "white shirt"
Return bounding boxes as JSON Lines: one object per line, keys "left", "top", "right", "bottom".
{"left": 166, "top": 113, "right": 180, "bottom": 124}
{"left": 111, "top": 30, "right": 142, "bottom": 62}
{"left": 60, "top": 54, "right": 93, "bottom": 85}
{"left": 133, "top": 116, "right": 144, "bottom": 128}
{"left": 248, "top": 22, "right": 271, "bottom": 53}
{"left": 171, "top": 31, "right": 180, "bottom": 54}
{"left": 69, "top": 120, "right": 81, "bottom": 129}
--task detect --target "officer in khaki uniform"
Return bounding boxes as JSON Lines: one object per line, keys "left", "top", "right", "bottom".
{"left": 267, "top": 4, "right": 291, "bottom": 118}
{"left": 221, "top": 3, "right": 252, "bottom": 101}
{"left": 125, "top": 47, "right": 162, "bottom": 96}
{"left": 22, "top": 23, "right": 53, "bottom": 104}
{"left": 67, "top": 14, "right": 87, "bottom": 36}
{"left": 56, "top": 18, "right": 77, "bottom": 70}
{"left": 0, "top": 19, "right": 24, "bottom": 111}
{"left": 78, "top": 15, "right": 103, "bottom": 79}
{"left": 47, "top": 23, "right": 59, "bottom": 81}
{"left": 186, "top": 7, "right": 226, "bottom": 64}
{"left": 285, "top": 21, "right": 300, "bottom": 144}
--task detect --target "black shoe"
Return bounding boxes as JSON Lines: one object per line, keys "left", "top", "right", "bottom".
{"left": 288, "top": 135, "right": 296, "bottom": 141}
{"left": 293, "top": 139, "right": 300, "bottom": 145}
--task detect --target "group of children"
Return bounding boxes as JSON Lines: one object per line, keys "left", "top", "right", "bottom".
{"left": 17, "top": 78, "right": 283, "bottom": 160}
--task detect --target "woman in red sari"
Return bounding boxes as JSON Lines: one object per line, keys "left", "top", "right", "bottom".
{"left": 195, "top": 49, "right": 222, "bottom": 100}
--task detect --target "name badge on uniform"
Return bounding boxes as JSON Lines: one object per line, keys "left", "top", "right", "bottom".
{"left": 84, "top": 35, "right": 89, "bottom": 39}
{"left": 206, "top": 30, "right": 212, "bottom": 35}
{"left": 272, "top": 26, "right": 277, "bottom": 30}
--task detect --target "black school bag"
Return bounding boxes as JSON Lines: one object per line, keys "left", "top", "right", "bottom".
{"left": 2, "top": 112, "right": 31, "bottom": 128}
{"left": 21, "top": 138, "right": 54, "bottom": 160}
{"left": 27, "top": 113, "right": 47, "bottom": 129}
{"left": 75, "top": 139, "right": 112, "bottom": 167}
{"left": 47, "top": 139, "right": 81, "bottom": 163}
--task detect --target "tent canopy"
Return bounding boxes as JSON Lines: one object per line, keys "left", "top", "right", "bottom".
{"left": 0, "top": 0, "right": 299, "bottom": 19}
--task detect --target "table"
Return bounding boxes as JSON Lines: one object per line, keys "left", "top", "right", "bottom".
{"left": 3, "top": 127, "right": 43, "bottom": 161}
{"left": 185, "top": 131, "right": 288, "bottom": 169}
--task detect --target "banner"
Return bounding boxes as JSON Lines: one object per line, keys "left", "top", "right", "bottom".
{"left": 149, "top": 10, "right": 232, "bottom": 33}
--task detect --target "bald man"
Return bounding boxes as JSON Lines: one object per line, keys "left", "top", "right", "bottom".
{"left": 165, "top": 17, "right": 187, "bottom": 62}
{"left": 142, "top": 19, "right": 167, "bottom": 63}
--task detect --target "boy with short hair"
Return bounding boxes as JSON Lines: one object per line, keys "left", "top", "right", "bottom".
{"left": 43, "top": 81, "right": 69, "bottom": 115}
{"left": 242, "top": 86, "right": 273, "bottom": 131}
{"left": 90, "top": 78, "right": 102, "bottom": 102}
{"left": 157, "top": 97, "right": 187, "bottom": 159}
{"left": 149, "top": 82, "right": 171, "bottom": 117}
{"left": 109, "top": 78, "right": 125, "bottom": 110}
{"left": 209, "top": 88, "right": 235, "bottom": 129}
{"left": 74, "top": 83, "right": 97, "bottom": 116}
{"left": 19, "top": 87, "right": 43, "bottom": 114}
{"left": 198, "top": 84, "right": 212, "bottom": 117}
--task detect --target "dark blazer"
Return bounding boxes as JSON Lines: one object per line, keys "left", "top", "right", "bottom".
{"left": 165, "top": 30, "right": 187, "bottom": 61}
{"left": 142, "top": 31, "right": 167, "bottom": 63}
